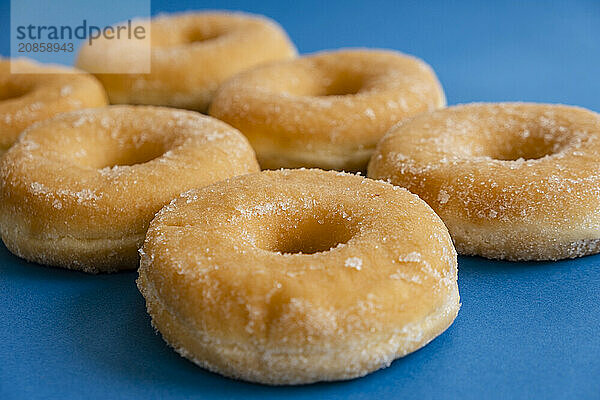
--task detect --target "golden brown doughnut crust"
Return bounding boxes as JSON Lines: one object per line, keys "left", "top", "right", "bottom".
{"left": 209, "top": 49, "right": 445, "bottom": 171}
{"left": 368, "top": 103, "right": 600, "bottom": 261}
{"left": 0, "top": 58, "right": 108, "bottom": 153}
{"left": 137, "top": 169, "right": 460, "bottom": 384}
{"left": 0, "top": 106, "right": 259, "bottom": 272}
{"left": 76, "top": 11, "right": 297, "bottom": 113}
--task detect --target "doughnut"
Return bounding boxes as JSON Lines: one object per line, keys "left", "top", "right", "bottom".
{"left": 368, "top": 102, "right": 600, "bottom": 261}
{"left": 0, "top": 106, "right": 259, "bottom": 273}
{"left": 209, "top": 49, "right": 445, "bottom": 171}
{"left": 76, "top": 11, "right": 297, "bottom": 113}
{"left": 137, "top": 168, "right": 460, "bottom": 384}
{"left": 0, "top": 58, "right": 107, "bottom": 154}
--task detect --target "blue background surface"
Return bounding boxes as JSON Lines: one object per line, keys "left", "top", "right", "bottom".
{"left": 1, "top": 0, "right": 600, "bottom": 399}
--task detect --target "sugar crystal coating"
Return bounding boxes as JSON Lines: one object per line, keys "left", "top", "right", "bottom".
{"left": 209, "top": 49, "right": 445, "bottom": 171}
{"left": 76, "top": 11, "right": 297, "bottom": 112}
{"left": 0, "top": 58, "right": 108, "bottom": 152}
{"left": 137, "top": 169, "right": 460, "bottom": 384}
{"left": 368, "top": 102, "right": 600, "bottom": 261}
{"left": 0, "top": 105, "right": 260, "bottom": 272}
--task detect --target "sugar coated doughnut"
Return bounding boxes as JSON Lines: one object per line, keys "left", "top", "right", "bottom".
{"left": 209, "top": 49, "right": 445, "bottom": 171}
{"left": 0, "top": 106, "right": 259, "bottom": 272}
{"left": 76, "top": 12, "right": 297, "bottom": 113}
{"left": 137, "top": 169, "right": 459, "bottom": 384}
{"left": 368, "top": 103, "right": 600, "bottom": 261}
{"left": 0, "top": 58, "right": 107, "bottom": 153}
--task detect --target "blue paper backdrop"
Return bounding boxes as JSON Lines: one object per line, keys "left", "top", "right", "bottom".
{"left": 1, "top": 1, "right": 599, "bottom": 399}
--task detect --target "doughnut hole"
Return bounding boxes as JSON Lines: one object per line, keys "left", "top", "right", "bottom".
{"left": 151, "top": 20, "right": 227, "bottom": 47}
{"left": 253, "top": 210, "right": 359, "bottom": 255}
{"left": 471, "top": 124, "right": 574, "bottom": 161}
{"left": 94, "top": 140, "right": 170, "bottom": 168}
{"left": 319, "top": 71, "right": 364, "bottom": 96}
{"left": 249, "top": 63, "right": 372, "bottom": 98}
{"left": 0, "top": 83, "right": 30, "bottom": 102}
{"left": 300, "top": 68, "right": 368, "bottom": 97}
{"left": 48, "top": 122, "right": 176, "bottom": 169}
{"left": 185, "top": 27, "right": 223, "bottom": 43}
{"left": 489, "top": 136, "right": 560, "bottom": 160}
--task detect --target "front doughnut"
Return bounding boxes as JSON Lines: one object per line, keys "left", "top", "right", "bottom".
{"left": 137, "top": 169, "right": 460, "bottom": 385}
{"left": 0, "top": 106, "right": 259, "bottom": 272}
{"left": 368, "top": 103, "right": 600, "bottom": 261}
